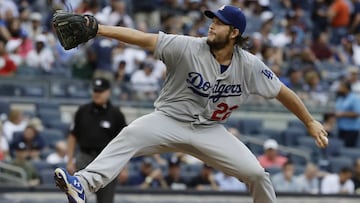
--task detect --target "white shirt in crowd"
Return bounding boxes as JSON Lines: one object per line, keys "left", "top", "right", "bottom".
{"left": 2, "top": 120, "right": 27, "bottom": 143}
{"left": 46, "top": 153, "right": 68, "bottom": 165}
{"left": 26, "top": 48, "right": 55, "bottom": 72}
{"left": 214, "top": 172, "right": 247, "bottom": 191}
{"left": 296, "top": 174, "right": 319, "bottom": 194}
{"left": 113, "top": 46, "right": 147, "bottom": 74}
{"left": 321, "top": 174, "right": 355, "bottom": 194}
{"left": 0, "top": 135, "right": 9, "bottom": 152}
{"left": 130, "top": 70, "right": 159, "bottom": 93}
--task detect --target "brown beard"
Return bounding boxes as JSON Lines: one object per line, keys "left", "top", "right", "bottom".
{"left": 206, "top": 29, "right": 232, "bottom": 50}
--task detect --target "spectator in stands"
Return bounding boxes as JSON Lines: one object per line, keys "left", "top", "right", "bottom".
{"left": 353, "top": 158, "right": 360, "bottom": 194}
{"left": 117, "top": 163, "right": 130, "bottom": 186}
{"left": 322, "top": 112, "right": 337, "bottom": 137}
{"left": 347, "top": 67, "right": 360, "bottom": 96}
{"left": 321, "top": 167, "right": 354, "bottom": 194}
{"left": 310, "top": 31, "right": 333, "bottom": 61}
{"left": 132, "top": 157, "right": 168, "bottom": 189}
{"left": 132, "top": 0, "right": 161, "bottom": 30}
{"left": 5, "top": 38, "right": 23, "bottom": 66}
{"left": 282, "top": 66, "right": 304, "bottom": 93}
{"left": 214, "top": 171, "right": 247, "bottom": 191}
{"left": 10, "top": 141, "right": 40, "bottom": 186}
{"left": 261, "top": 44, "right": 283, "bottom": 68}
{"left": 10, "top": 125, "right": 45, "bottom": 161}
{"left": 327, "top": 0, "right": 350, "bottom": 45}
{"left": 100, "top": 0, "right": 134, "bottom": 28}
{"left": 302, "top": 70, "right": 328, "bottom": 105}
{"left": 284, "top": 26, "right": 305, "bottom": 62}
{"left": 350, "top": 0, "right": 360, "bottom": 34}
{"left": 335, "top": 35, "right": 356, "bottom": 65}
{"left": 258, "top": 139, "right": 288, "bottom": 169}
{"left": 271, "top": 160, "right": 301, "bottom": 193}
{"left": 112, "top": 42, "right": 147, "bottom": 77}
{"left": 249, "top": 32, "right": 263, "bottom": 59}
{"left": 114, "top": 60, "right": 131, "bottom": 100}
{"left": 130, "top": 60, "right": 160, "bottom": 101}
{"left": 88, "top": 36, "right": 117, "bottom": 81}
{"left": 164, "top": 156, "right": 187, "bottom": 190}
{"left": 188, "top": 164, "right": 218, "bottom": 191}
{"left": 312, "top": 0, "right": 329, "bottom": 34}
{"left": 2, "top": 109, "right": 27, "bottom": 143}
{"left": 25, "top": 34, "right": 55, "bottom": 73}
{"left": 22, "top": 12, "right": 43, "bottom": 41}
{"left": 46, "top": 140, "right": 67, "bottom": 165}
{"left": 0, "top": 123, "right": 9, "bottom": 161}
{"left": 0, "top": 40, "right": 17, "bottom": 76}
{"left": 334, "top": 80, "right": 360, "bottom": 147}
{"left": 352, "top": 31, "right": 360, "bottom": 66}
{"left": 269, "top": 23, "right": 292, "bottom": 48}
{"left": 296, "top": 162, "right": 320, "bottom": 194}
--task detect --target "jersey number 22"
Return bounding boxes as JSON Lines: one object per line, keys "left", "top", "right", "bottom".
{"left": 211, "top": 103, "right": 238, "bottom": 121}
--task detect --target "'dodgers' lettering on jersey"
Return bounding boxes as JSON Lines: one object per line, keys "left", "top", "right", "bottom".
{"left": 186, "top": 72, "right": 242, "bottom": 102}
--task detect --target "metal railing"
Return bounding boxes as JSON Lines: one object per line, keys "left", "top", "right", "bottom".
{"left": 0, "top": 161, "right": 28, "bottom": 187}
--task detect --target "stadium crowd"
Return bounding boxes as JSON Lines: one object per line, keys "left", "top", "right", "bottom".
{"left": 0, "top": 0, "right": 360, "bottom": 195}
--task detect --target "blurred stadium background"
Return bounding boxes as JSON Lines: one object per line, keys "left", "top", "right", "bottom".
{"left": 1, "top": 0, "right": 360, "bottom": 202}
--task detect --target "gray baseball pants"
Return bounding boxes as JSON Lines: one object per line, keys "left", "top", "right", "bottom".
{"left": 75, "top": 111, "right": 276, "bottom": 203}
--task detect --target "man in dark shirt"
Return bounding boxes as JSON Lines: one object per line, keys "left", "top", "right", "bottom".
{"left": 129, "top": 157, "right": 168, "bottom": 189}
{"left": 164, "top": 157, "right": 187, "bottom": 190}
{"left": 66, "top": 77, "right": 127, "bottom": 203}
{"left": 188, "top": 164, "right": 218, "bottom": 190}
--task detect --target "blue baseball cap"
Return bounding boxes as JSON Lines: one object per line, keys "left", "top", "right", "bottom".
{"left": 204, "top": 5, "right": 247, "bottom": 34}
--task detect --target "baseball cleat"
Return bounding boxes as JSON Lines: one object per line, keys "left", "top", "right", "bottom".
{"left": 54, "top": 168, "right": 86, "bottom": 203}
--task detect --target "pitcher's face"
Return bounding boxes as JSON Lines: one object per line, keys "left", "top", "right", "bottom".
{"left": 207, "top": 17, "right": 233, "bottom": 50}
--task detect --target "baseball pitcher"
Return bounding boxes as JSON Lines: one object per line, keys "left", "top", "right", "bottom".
{"left": 53, "top": 5, "right": 328, "bottom": 203}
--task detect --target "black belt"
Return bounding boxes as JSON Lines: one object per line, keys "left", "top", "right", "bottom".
{"left": 80, "top": 148, "right": 102, "bottom": 156}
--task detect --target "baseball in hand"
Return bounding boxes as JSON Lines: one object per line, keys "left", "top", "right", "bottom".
{"left": 315, "top": 134, "right": 328, "bottom": 148}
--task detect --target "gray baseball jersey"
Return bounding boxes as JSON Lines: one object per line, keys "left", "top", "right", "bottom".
{"left": 154, "top": 32, "right": 281, "bottom": 124}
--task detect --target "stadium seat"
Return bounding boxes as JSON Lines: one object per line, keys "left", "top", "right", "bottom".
{"left": 0, "top": 101, "right": 10, "bottom": 115}
{"left": 289, "top": 153, "right": 308, "bottom": 166}
{"left": 324, "top": 138, "right": 344, "bottom": 157}
{"left": 0, "top": 84, "right": 23, "bottom": 96}
{"left": 224, "top": 117, "right": 241, "bottom": 130}
{"left": 328, "top": 156, "right": 353, "bottom": 173}
{"left": 265, "top": 166, "right": 282, "bottom": 175}
{"left": 282, "top": 127, "right": 307, "bottom": 146}
{"left": 297, "top": 136, "right": 322, "bottom": 162}
{"left": 261, "top": 128, "right": 283, "bottom": 144}
{"left": 50, "top": 82, "right": 68, "bottom": 98}
{"left": 46, "top": 121, "right": 70, "bottom": 135}
{"left": 67, "top": 82, "right": 91, "bottom": 98}
{"left": 239, "top": 118, "right": 263, "bottom": 135}
{"left": 287, "top": 120, "right": 306, "bottom": 130}
{"left": 22, "top": 84, "right": 45, "bottom": 97}
{"left": 35, "top": 101, "right": 60, "bottom": 111}
{"left": 247, "top": 142, "right": 265, "bottom": 156}
{"left": 39, "top": 128, "right": 64, "bottom": 148}
{"left": 31, "top": 160, "right": 53, "bottom": 172}
{"left": 39, "top": 168, "right": 55, "bottom": 185}
{"left": 339, "top": 147, "right": 360, "bottom": 160}
{"left": 37, "top": 109, "right": 62, "bottom": 127}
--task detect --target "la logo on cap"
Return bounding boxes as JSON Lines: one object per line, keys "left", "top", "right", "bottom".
{"left": 95, "top": 79, "right": 102, "bottom": 86}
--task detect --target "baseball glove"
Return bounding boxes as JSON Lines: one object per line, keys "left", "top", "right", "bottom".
{"left": 52, "top": 11, "right": 98, "bottom": 50}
